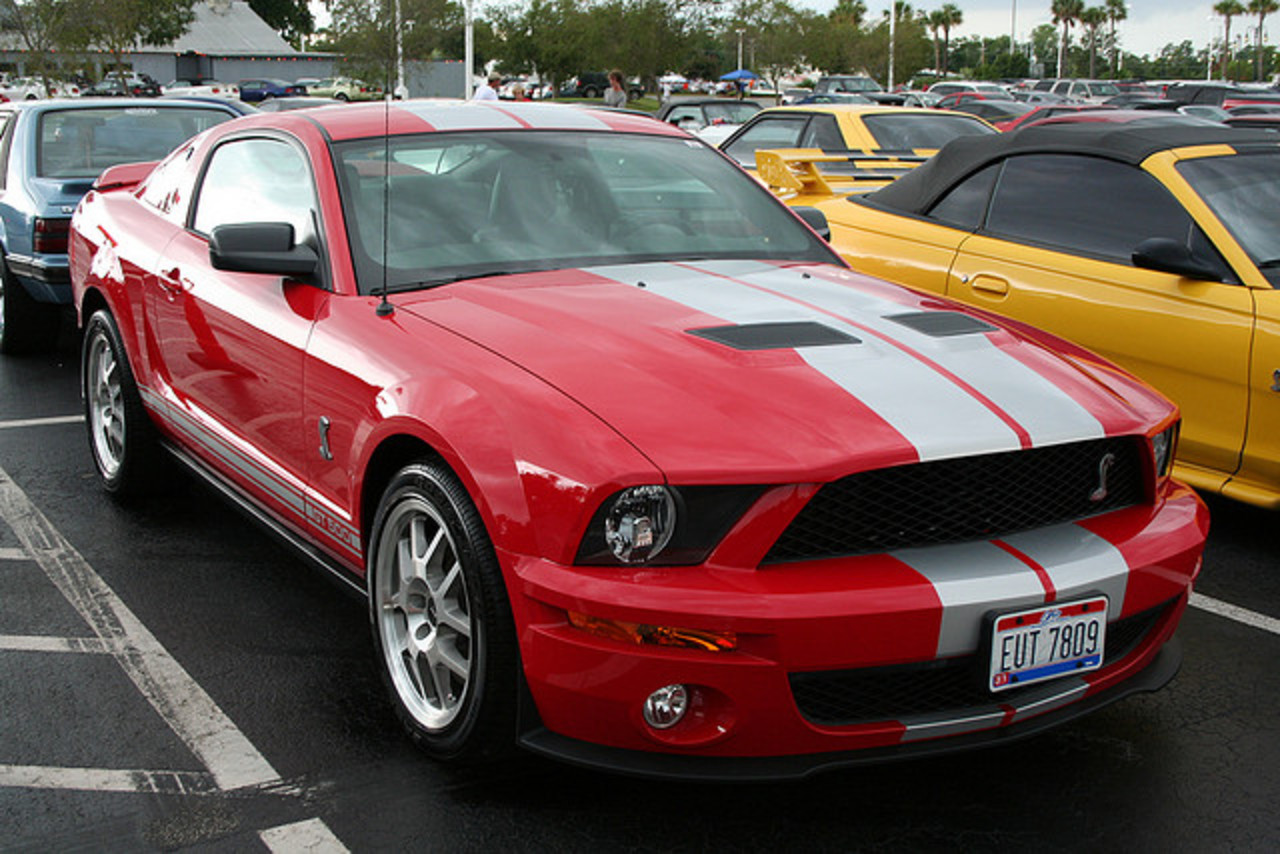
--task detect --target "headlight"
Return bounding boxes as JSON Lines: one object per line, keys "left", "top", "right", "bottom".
{"left": 576, "top": 485, "right": 766, "bottom": 567}
{"left": 1151, "top": 422, "right": 1178, "bottom": 479}
{"left": 604, "top": 485, "right": 676, "bottom": 564}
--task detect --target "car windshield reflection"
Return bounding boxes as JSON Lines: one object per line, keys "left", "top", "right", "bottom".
{"left": 336, "top": 131, "right": 833, "bottom": 294}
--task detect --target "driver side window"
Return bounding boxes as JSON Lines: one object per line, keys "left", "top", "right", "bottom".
{"left": 192, "top": 137, "right": 317, "bottom": 246}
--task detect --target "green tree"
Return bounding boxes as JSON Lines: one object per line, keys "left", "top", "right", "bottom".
{"left": 1104, "top": 0, "right": 1126, "bottom": 75}
{"left": 925, "top": 9, "right": 944, "bottom": 72}
{"left": 1248, "top": 0, "right": 1279, "bottom": 80}
{"left": 806, "top": 0, "right": 867, "bottom": 74}
{"left": 0, "top": 0, "right": 75, "bottom": 88}
{"left": 1080, "top": 6, "right": 1106, "bottom": 77}
{"left": 1215, "top": 1, "right": 1245, "bottom": 78}
{"left": 1051, "top": 0, "right": 1084, "bottom": 78}
{"left": 937, "top": 3, "right": 962, "bottom": 75}
{"left": 65, "top": 0, "right": 197, "bottom": 80}
{"left": 249, "top": 0, "right": 314, "bottom": 47}
{"left": 727, "top": 0, "right": 815, "bottom": 93}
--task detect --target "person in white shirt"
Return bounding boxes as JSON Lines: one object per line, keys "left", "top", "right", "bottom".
{"left": 473, "top": 71, "right": 501, "bottom": 101}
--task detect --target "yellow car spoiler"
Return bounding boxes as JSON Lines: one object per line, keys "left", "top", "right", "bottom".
{"left": 754, "top": 148, "right": 929, "bottom": 200}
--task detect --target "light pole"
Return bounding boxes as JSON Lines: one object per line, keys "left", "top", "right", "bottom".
{"left": 1011, "top": 0, "right": 1017, "bottom": 55}
{"left": 888, "top": 2, "right": 896, "bottom": 90}
{"left": 465, "top": 0, "right": 475, "bottom": 98}
{"left": 736, "top": 28, "right": 745, "bottom": 70}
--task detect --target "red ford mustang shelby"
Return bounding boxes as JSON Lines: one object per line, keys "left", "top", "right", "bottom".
{"left": 69, "top": 101, "right": 1207, "bottom": 778}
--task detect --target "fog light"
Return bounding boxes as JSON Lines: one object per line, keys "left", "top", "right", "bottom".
{"left": 643, "top": 684, "right": 688, "bottom": 730}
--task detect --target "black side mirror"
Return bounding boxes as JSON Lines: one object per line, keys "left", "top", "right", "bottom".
{"left": 793, "top": 206, "right": 830, "bottom": 241}
{"left": 1132, "top": 237, "right": 1223, "bottom": 282}
{"left": 209, "top": 222, "right": 318, "bottom": 277}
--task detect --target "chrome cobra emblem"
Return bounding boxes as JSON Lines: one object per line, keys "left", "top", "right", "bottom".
{"left": 1089, "top": 453, "right": 1117, "bottom": 503}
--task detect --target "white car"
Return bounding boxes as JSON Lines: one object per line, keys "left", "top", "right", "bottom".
{"left": 0, "top": 76, "right": 79, "bottom": 100}
{"left": 162, "top": 78, "right": 240, "bottom": 100}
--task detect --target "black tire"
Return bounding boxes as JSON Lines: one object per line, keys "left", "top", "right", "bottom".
{"left": 81, "top": 309, "right": 164, "bottom": 496}
{"left": 368, "top": 461, "right": 517, "bottom": 762}
{"left": 335, "top": 92, "right": 349, "bottom": 102}
{"left": 583, "top": 86, "right": 599, "bottom": 99}
{"left": 0, "top": 262, "right": 61, "bottom": 355}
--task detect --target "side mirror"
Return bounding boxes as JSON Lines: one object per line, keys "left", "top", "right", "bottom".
{"left": 1132, "top": 237, "right": 1223, "bottom": 282}
{"left": 209, "top": 222, "right": 318, "bottom": 277}
{"left": 793, "top": 206, "right": 830, "bottom": 241}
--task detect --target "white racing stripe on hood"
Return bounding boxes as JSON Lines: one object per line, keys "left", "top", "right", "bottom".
{"left": 999, "top": 524, "right": 1130, "bottom": 618}
{"left": 588, "top": 262, "right": 1023, "bottom": 461}
{"left": 719, "top": 264, "right": 1106, "bottom": 448}
{"left": 891, "top": 541, "right": 1047, "bottom": 658}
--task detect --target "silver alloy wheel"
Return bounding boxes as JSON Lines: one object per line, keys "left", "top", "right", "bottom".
{"left": 376, "top": 496, "right": 474, "bottom": 730}
{"left": 86, "top": 328, "right": 125, "bottom": 478}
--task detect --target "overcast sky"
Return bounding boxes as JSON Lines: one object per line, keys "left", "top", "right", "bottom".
{"left": 809, "top": 2, "right": 1240, "bottom": 60}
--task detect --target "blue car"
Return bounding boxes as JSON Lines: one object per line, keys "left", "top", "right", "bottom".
{"left": 236, "top": 78, "right": 307, "bottom": 102}
{"left": 0, "top": 98, "right": 246, "bottom": 352}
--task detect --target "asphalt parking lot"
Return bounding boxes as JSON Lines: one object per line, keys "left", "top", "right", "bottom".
{"left": 1, "top": 333, "right": 1278, "bottom": 852}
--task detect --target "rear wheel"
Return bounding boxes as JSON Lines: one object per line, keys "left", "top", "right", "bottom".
{"left": 0, "top": 262, "right": 61, "bottom": 354}
{"left": 368, "top": 461, "right": 517, "bottom": 762}
{"left": 335, "top": 92, "right": 349, "bottom": 102}
{"left": 81, "top": 309, "right": 164, "bottom": 496}
{"left": 583, "top": 86, "right": 599, "bottom": 99}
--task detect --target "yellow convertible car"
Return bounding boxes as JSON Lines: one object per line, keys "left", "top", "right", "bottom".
{"left": 811, "top": 123, "right": 1280, "bottom": 509}
{"left": 720, "top": 105, "right": 996, "bottom": 204}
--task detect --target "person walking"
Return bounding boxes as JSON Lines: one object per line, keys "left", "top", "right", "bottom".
{"left": 604, "top": 70, "right": 627, "bottom": 108}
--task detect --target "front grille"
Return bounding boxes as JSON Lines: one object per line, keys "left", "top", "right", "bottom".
{"left": 765, "top": 437, "right": 1145, "bottom": 564}
{"left": 790, "top": 601, "right": 1168, "bottom": 727}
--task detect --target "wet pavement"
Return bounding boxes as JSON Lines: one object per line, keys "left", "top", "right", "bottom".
{"left": 1, "top": 334, "right": 1277, "bottom": 852}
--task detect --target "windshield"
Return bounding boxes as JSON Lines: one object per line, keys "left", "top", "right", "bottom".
{"left": 38, "top": 106, "right": 233, "bottom": 178}
{"left": 1085, "top": 82, "right": 1121, "bottom": 96}
{"left": 335, "top": 131, "right": 836, "bottom": 294}
{"left": 861, "top": 113, "right": 996, "bottom": 149}
{"left": 703, "top": 102, "right": 761, "bottom": 124}
{"left": 1177, "top": 152, "right": 1280, "bottom": 283}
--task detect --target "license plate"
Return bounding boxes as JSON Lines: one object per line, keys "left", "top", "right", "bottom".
{"left": 988, "top": 596, "right": 1108, "bottom": 692}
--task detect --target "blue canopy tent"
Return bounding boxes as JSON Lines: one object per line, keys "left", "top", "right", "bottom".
{"left": 720, "top": 69, "right": 758, "bottom": 98}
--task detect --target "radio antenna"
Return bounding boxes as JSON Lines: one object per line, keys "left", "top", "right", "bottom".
{"left": 377, "top": 5, "right": 395, "bottom": 318}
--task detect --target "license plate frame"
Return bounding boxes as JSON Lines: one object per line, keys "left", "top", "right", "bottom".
{"left": 987, "top": 596, "right": 1108, "bottom": 693}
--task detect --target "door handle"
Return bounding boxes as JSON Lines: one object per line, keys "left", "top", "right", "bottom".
{"left": 157, "top": 267, "right": 189, "bottom": 297}
{"left": 969, "top": 274, "right": 1010, "bottom": 296}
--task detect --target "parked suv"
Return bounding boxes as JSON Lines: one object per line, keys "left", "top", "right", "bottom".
{"left": 557, "top": 72, "right": 643, "bottom": 100}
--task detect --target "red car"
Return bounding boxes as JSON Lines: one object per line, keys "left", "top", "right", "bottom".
{"left": 69, "top": 102, "right": 1207, "bottom": 777}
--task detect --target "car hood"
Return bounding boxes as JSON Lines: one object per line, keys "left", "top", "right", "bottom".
{"left": 397, "top": 260, "right": 1165, "bottom": 482}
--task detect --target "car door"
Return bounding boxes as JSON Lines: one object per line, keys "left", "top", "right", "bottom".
{"left": 948, "top": 153, "right": 1254, "bottom": 483}
{"left": 1239, "top": 289, "right": 1280, "bottom": 504}
{"left": 148, "top": 134, "right": 326, "bottom": 528}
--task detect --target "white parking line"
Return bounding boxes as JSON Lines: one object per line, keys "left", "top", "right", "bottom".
{"left": 0, "top": 634, "right": 118, "bottom": 653}
{"left": 0, "top": 546, "right": 28, "bottom": 560}
{"left": 0, "top": 764, "right": 218, "bottom": 795}
{"left": 0, "top": 465, "right": 280, "bottom": 789}
{"left": 260, "top": 818, "right": 351, "bottom": 853}
{"left": 1191, "top": 592, "right": 1280, "bottom": 636}
{"left": 0, "top": 415, "right": 83, "bottom": 430}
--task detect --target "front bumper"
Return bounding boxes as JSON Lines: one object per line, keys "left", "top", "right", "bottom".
{"left": 502, "top": 485, "right": 1207, "bottom": 777}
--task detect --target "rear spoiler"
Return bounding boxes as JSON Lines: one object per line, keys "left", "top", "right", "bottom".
{"left": 93, "top": 160, "right": 159, "bottom": 193}
{"left": 754, "top": 148, "right": 927, "bottom": 199}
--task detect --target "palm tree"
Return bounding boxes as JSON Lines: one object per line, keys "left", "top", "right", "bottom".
{"left": 1216, "top": 0, "right": 1246, "bottom": 78}
{"left": 1081, "top": 7, "right": 1107, "bottom": 77}
{"left": 1052, "top": 0, "right": 1085, "bottom": 79}
{"left": 938, "top": 3, "right": 963, "bottom": 76}
{"left": 1105, "top": 0, "right": 1128, "bottom": 75}
{"left": 1248, "top": 0, "right": 1279, "bottom": 81}
{"left": 926, "top": 10, "right": 945, "bottom": 73}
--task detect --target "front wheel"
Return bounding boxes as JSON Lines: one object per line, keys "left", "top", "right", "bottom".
{"left": 81, "top": 309, "right": 163, "bottom": 495}
{"left": 368, "top": 461, "right": 517, "bottom": 762}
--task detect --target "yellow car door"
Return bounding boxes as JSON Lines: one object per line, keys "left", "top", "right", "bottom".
{"left": 1234, "top": 290, "right": 1280, "bottom": 506}
{"left": 947, "top": 153, "right": 1253, "bottom": 489}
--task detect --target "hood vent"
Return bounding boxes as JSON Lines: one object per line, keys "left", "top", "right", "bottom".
{"left": 687, "top": 322, "right": 861, "bottom": 351}
{"left": 887, "top": 311, "right": 997, "bottom": 338}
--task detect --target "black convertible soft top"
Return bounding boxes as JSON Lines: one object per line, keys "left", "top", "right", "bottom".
{"left": 865, "top": 122, "right": 1280, "bottom": 215}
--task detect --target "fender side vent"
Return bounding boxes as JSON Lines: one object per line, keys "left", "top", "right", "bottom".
{"left": 687, "top": 322, "right": 860, "bottom": 351}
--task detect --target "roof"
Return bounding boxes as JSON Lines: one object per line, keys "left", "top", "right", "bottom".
{"left": 761, "top": 104, "right": 950, "bottom": 118}
{"left": 168, "top": 1, "right": 295, "bottom": 55}
{"left": 274, "top": 100, "right": 681, "bottom": 143}
{"left": 868, "top": 122, "right": 1280, "bottom": 215}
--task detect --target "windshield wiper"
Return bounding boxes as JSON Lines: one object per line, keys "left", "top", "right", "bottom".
{"left": 394, "top": 269, "right": 521, "bottom": 290}
{"left": 1255, "top": 259, "right": 1280, "bottom": 269}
